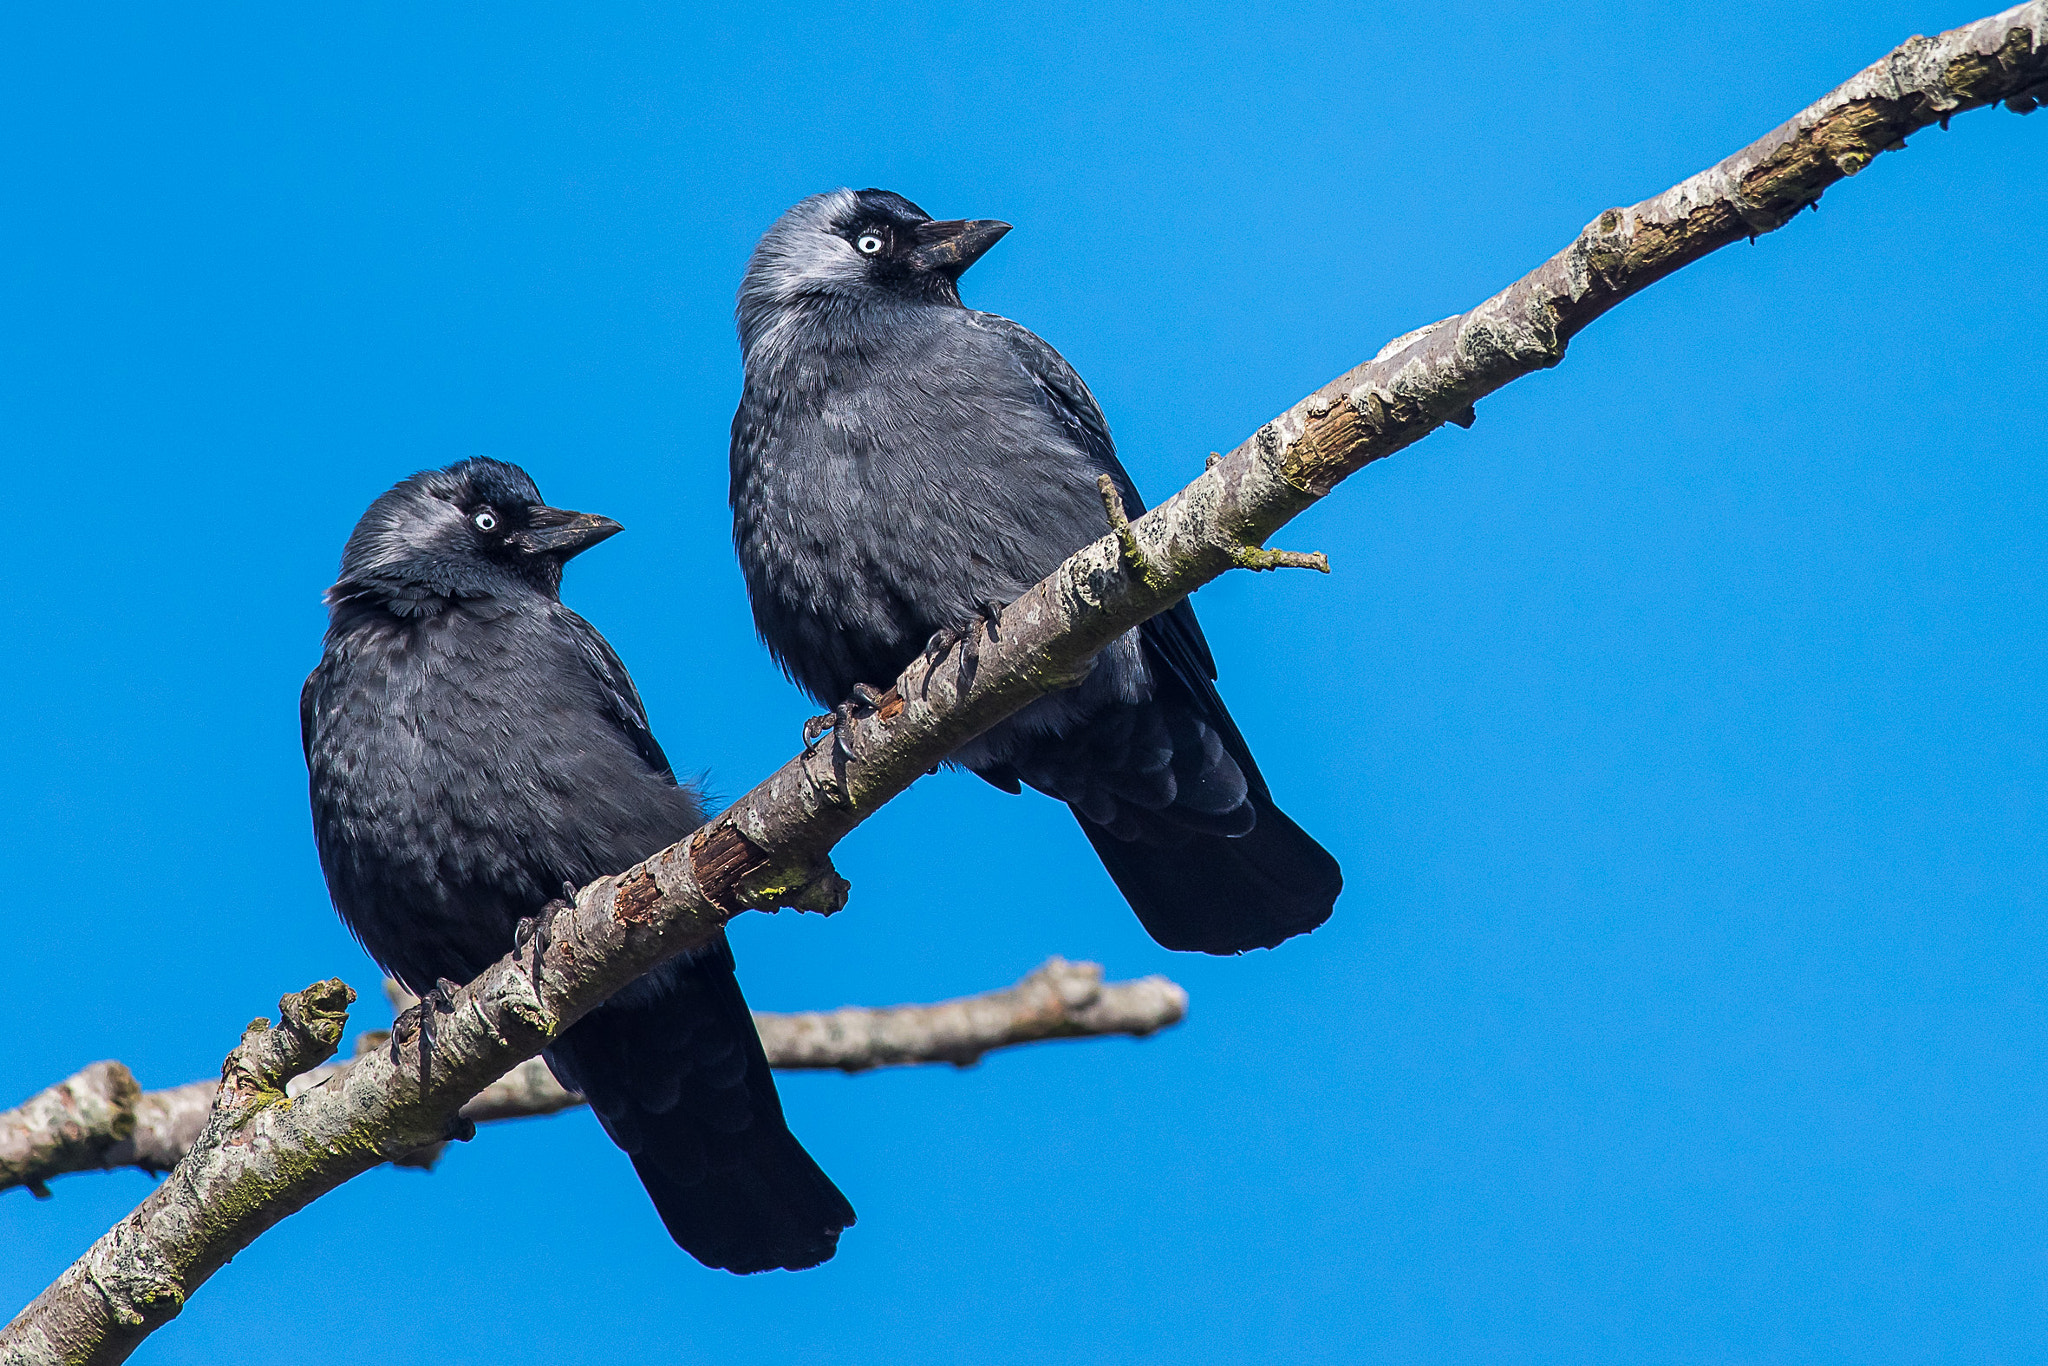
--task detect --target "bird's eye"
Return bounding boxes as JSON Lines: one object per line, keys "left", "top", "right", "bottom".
{"left": 472, "top": 510, "right": 498, "bottom": 532}
{"left": 855, "top": 233, "right": 884, "bottom": 256}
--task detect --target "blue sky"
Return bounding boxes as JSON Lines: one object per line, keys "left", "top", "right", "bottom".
{"left": 4, "top": 2, "right": 2045, "bottom": 1361}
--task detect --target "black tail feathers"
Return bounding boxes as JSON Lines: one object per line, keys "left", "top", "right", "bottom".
{"left": 1009, "top": 674, "right": 1342, "bottom": 954}
{"left": 628, "top": 1120, "right": 852, "bottom": 1274}
{"left": 1079, "top": 791, "right": 1341, "bottom": 953}
{"left": 542, "top": 936, "right": 855, "bottom": 1273}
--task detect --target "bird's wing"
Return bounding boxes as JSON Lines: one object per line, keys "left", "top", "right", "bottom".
{"left": 558, "top": 608, "right": 678, "bottom": 784}
{"left": 298, "top": 668, "right": 323, "bottom": 766}
{"left": 970, "top": 310, "right": 1120, "bottom": 487}
{"left": 970, "top": 310, "right": 1228, "bottom": 716}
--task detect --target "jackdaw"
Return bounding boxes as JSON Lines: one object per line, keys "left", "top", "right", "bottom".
{"left": 729, "top": 188, "right": 1342, "bottom": 954}
{"left": 302, "top": 457, "right": 854, "bottom": 1272}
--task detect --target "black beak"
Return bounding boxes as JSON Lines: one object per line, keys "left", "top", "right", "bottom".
{"left": 908, "top": 219, "right": 1011, "bottom": 278}
{"left": 512, "top": 506, "right": 623, "bottom": 560}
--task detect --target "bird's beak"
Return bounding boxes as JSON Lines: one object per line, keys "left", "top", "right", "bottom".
{"left": 513, "top": 506, "right": 624, "bottom": 560}
{"left": 908, "top": 219, "right": 1011, "bottom": 278}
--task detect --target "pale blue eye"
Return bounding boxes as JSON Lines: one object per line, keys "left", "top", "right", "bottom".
{"left": 856, "top": 234, "right": 883, "bottom": 255}
{"left": 472, "top": 510, "right": 498, "bottom": 532}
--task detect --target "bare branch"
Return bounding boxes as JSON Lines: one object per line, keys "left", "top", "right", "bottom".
{"left": 1248, "top": 3, "right": 2048, "bottom": 501}
{"left": 6, "top": 6, "right": 2041, "bottom": 1361}
{"left": 1, "top": 983, "right": 358, "bottom": 1366}
{"left": 0, "top": 959, "right": 1185, "bottom": 1192}
{"left": 756, "top": 957, "right": 1188, "bottom": 1072}
{"left": 0, "top": 1064, "right": 140, "bottom": 1199}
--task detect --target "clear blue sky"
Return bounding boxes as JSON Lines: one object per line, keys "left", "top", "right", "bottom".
{"left": 4, "top": 2, "right": 2045, "bottom": 1361}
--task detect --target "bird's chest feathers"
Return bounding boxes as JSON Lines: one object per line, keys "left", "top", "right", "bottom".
{"left": 333, "top": 610, "right": 571, "bottom": 815}
{"left": 752, "top": 363, "right": 1012, "bottom": 558}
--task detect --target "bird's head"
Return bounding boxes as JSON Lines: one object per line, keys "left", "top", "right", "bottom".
{"left": 737, "top": 188, "right": 1011, "bottom": 352}
{"left": 328, "top": 457, "right": 622, "bottom": 617}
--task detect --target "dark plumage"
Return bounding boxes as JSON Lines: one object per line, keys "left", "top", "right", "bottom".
{"left": 302, "top": 458, "right": 853, "bottom": 1273}
{"left": 729, "top": 189, "right": 1342, "bottom": 954}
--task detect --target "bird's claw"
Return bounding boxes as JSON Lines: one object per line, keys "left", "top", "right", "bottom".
{"left": 806, "top": 683, "right": 889, "bottom": 763}
{"left": 919, "top": 598, "right": 1007, "bottom": 697}
{"left": 400, "top": 979, "right": 464, "bottom": 1094}
{"left": 514, "top": 896, "right": 571, "bottom": 999}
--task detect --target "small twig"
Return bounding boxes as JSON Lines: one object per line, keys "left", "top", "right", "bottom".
{"left": 1097, "top": 474, "right": 1168, "bottom": 591}
{"left": 1230, "top": 544, "right": 1331, "bottom": 573}
{"left": 1104, "top": 470, "right": 1327, "bottom": 579}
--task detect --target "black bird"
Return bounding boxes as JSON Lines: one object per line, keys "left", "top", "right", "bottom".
{"left": 302, "top": 457, "right": 854, "bottom": 1272}
{"left": 730, "top": 189, "right": 1342, "bottom": 954}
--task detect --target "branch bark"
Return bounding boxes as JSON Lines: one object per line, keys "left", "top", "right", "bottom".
{"left": 5, "top": 5, "right": 2041, "bottom": 1362}
{"left": 0, "top": 1064, "right": 140, "bottom": 1200}
{"left": 0, "top": 959, "right": 1186, "bottom": 1193}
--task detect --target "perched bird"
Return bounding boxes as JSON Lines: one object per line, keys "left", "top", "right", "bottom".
{"left": 302, "top": 457, "right": 853, "bottom": 1273}
{"left": 730, "top": 189, "right": 1342, "bottom": 954}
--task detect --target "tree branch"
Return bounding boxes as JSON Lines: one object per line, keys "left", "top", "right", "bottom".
{"left": 6, "top": 6, "right": 2040, "bottom": 1361}
{"left": 0, "top": 1064, "right": 140, "bottom": 1200}
{"left": 755, "top": 956, "right": 1188, "bottom": 1071}
{"left": 0, "top": 959, "right": 1187, "bottom": 1193}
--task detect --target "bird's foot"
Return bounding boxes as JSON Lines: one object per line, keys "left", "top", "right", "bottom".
{"left": 918, "top": 598, "right": 1006, "bottom": 696}
{"left": 513, "top": 887, "right": 574, "bottom": 999}
{"left": 973, "top": 596, "right": 1005, "bottom": 637}
{"left": 400, "top": 978, "right": 463, "bottom": 1094}
{"left": 804, "top": 682, "right": 890, "bottom": 763}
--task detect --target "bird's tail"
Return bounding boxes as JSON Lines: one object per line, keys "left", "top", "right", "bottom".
{"left": 999, "top": 674, "right": 1342, "bottom": 954}
{"left": 1055, "top": 676, "right": 1341, "bottom": 954}
{"left": 542, "top": 936, "right": 854, "bottom": 1273}
{"left": 1078, "top": 788, "right": 1340, "bottom": 954}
